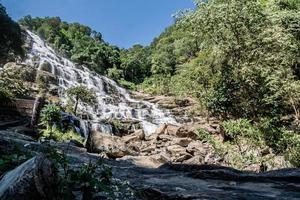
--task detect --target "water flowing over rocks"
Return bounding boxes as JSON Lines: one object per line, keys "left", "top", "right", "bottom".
{"left": 24, "top": 31, "right": 177, "bottom": 135}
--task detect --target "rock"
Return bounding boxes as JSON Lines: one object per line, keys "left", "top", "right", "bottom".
{"left": 166, "top": 145, "right": 187, "bottom": 156}
{"left": 118, "top": 155, "right": 164, "bottom": 168}
{"left": 68, "top": 139, "right": 84, "bottom": 148}
{"left": 179, "top": 128, "right": 198, "bottom": 139}
{"left": 186, "top": 140, "right": 208, "bottom": 156}
{"left": 0, "top": 154, "right": 59, "bottom": 200}
{"left": 39, "top": 61, "right": 52, "bottom": 73}
{"left": 174, "top": 154, "right": 193, "bottom": 163}
{"left": 183, "top": 155, "right": 202, "bottom": 165}
{"left": 36, "top": 70, "right": 58, "bottom": 85}
{"left": 127, "top": 141, "right": 142, "bottom": 155}
{"left": 172, "top": 138, "right": 192, "bottom": 147}
{"left": 154, "top": 124, "right": 167, "bottom": 135}
{"left": 165, "top": 124, "right": 181, "bottom": 135}
{"left": 141, "top": 144, "right": 156, "bottom": 153}
{"left": 157, "top": 134, "right": 173, "bottom": 142}
{"left": 156, "top": 152, "right": 171, "bottom": 163}
{"left": 87, "top": 131, "right": 128, "bottom": 158}
{"left": 122, "top": 129, "right": 145, "bottom": 143}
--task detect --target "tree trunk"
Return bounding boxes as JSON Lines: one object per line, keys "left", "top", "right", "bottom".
{"left": 74, "top": 95, "right": 79, "bottom": 116}
{"left": 0, "top": 154, "right": 60, "bottom": 200}
{"left": 30, "top": 95, "right": 45, "bottom": 129}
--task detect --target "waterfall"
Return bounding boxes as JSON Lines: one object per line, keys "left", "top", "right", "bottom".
{"left": 24, "top": 30, "right": 177, "bottom": 135}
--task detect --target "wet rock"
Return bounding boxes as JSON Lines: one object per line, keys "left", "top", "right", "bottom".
{"left": 36, "top": 70, "right": 58, "bottom": 85}
{"left": 39, "top": 61, "right": 52, "bottom": 73}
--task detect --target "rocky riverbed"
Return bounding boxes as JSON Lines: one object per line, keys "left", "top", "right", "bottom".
{"left": 0, "top": 129, "right": 299, "bottom": 199}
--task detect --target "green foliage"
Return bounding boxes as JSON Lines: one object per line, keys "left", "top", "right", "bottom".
{"left": 120, "top": 45, "right": 151, "bottom": 83}
{"left": 136, "top": 0, "right": 300, "bottom": 123}
{"left": 68, "top": 161, "right": 112, "bottom": 198}
{"left": 66, "top": 85, "right": 96, "bottom": 115}
{"left": 0, "top": 145, "right": 32, "bottom": 176}
{"left": 19, "top": 16, "right": 120, "bottom": 75}
{"left": 118, "top": 79, "right": 137, "bottom": 91}
{"left": 40, "top": 104, "right": 62, "bottom": 129}
{"left": 221, "top": 119, "right": 265, "bottom": 146}
{"left": 139, "top": 74, "right": 171, "bottom": 95}
{"left": 43, "top": 146, "right": 134, "bottom": 199}
{"left": 40, "top": 126, "right": 83, "bottom": 143}
{"left": 0, "top": 77, "right": 29, "bottom": 98}
{"left": 107, "top": 67, "right": 124, "bottom": 81}
{"left": 197, "top": 127, "right": 287, "bottom": 170}
{"left": 0, "top": 3, "right": 24, "bottom": 63}
{"left": 0, "top": 63, "right": 35, "bottom": 99}
{"left": 39, "top": 104, "right": 83, "bottom": 143}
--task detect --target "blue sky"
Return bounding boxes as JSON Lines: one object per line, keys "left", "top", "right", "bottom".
{"left": 1, "top": 0, "right": 195, "bottom": 48}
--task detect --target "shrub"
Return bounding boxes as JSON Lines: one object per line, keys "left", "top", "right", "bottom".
{"left": 40, "top": 61, "right": 52, "bottom": 72}
{"left": 40, "top": 104, "right": 62, "bottom": 129}
{"left": 278, "top": 130, "right": 300, "bottom": 167}
{"left": 118, "top": 79, "right": 136, "bottom": 91}
{"left": 0, "top": 76, "right": 29, "bottom": 98}
{"left": 40, "top": 126, "right": 83, "bottom": 143}
{"left": 221, "top": 119, "right": 264, "bottom": 146}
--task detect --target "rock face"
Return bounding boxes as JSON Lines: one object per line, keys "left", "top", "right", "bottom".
{"left": 0, "top": 154, "right": 59, "bottom": 200}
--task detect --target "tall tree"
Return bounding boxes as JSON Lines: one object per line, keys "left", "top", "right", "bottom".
{"left": 66, "top": 85, "right": 96, "bottom": 116}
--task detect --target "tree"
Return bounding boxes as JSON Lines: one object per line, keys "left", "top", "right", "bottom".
{"left": 0, "top": 3, "right": 23, "bottom": 63}
{"left": 66, "top": 85, "right": 96, "bottom": 116}
{"left": 40, "top": 104, "right": 62, "bottom": 131}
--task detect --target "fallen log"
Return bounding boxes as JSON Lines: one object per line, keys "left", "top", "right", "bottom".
{"left": 0, "top": 154, "right": 59, "bottom": 200}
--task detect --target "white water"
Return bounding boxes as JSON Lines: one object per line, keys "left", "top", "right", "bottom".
{"left": 24, "top": 31, "right": 177, "bottom": 135}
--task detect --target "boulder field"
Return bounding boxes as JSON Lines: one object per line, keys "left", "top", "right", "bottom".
{"left": 0, "top": 130, "right": 300, "bottom": 199}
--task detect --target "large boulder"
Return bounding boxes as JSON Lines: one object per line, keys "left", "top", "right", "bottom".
{"left": 87, "top": 131, "right": 128, "bottom": 158}
{"left": 122, "top": 129, "right": 145, "bottom": 143}
{"left": 0, "top": 154, "right": 59, "bottom": 200}
{"left": 36, "top": 70, "right": 58, "bottom": 85}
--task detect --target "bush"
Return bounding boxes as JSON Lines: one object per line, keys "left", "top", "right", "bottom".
{"left": 40, "top": 104, "right": 62, "bottom": 129}
{"left": 139, "top": 75, "right": 171, "bottom": 95}
{"left": 277, "top": 130, "right": 300, "bottom": 167}
{"left": 0, "top": 76, "right": 29, "bottom": 98}
{"left": 118, "top": 79, "right": 136, "bottom": 91}
{"left": 40, "top": 126, "right": 83, "bottom": 143}
{"left": 221, "top": 119, "right": 264, "bottom": 146}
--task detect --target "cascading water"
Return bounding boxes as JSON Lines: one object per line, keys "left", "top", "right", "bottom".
{"left": 24, "top": 30, "right": 177, "bottom": 136}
